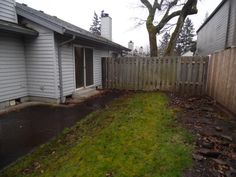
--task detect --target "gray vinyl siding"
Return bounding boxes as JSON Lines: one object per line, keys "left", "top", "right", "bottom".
{"left": 54, "top": 36, "right": 75, "bottom": 97}
{"left": 226, "top": 0, "right": 236, "bottom": 47}
{"left": 23, "top": 20, "right": 59, "bottom": 99}
{"left": 197, "top": 0, "right": 236, "bottom": 55}
{"left": 0, "top": 0, "right": 17, "bottom": 23}
{"left": 93, "top": 49, "right": 109, "bottom": 86}
{"left": 197, "top": 0, "right": 229, "bottom": 55}
{"left": 54, "top": 41, "right": 110, "bottom": 96}
{"left": 61, "top": 45, "right": 75, "bottom": 96}
{"left": 0, "top": 34, "right": 27, "bottom": 102}
{"left": 54, "top": 37, "right": 75, "bottom": 97}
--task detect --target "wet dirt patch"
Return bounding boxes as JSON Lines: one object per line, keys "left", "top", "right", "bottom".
{"left": 169, "top": 94, "right": 236, "bottom": 177}
{"left": 0, "top": 90, "right": 124, "bottom": 170}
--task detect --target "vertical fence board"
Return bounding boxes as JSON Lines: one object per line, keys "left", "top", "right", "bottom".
{"left": 206, "top": 48, "right": 236, "bottom": 115}
{"left": 157, "top": 58, "right": 161, "bottom": 90}
{"left": 198, "top": 57, "right": 204, "bottom": 95}
{"left": 146, "top": 58, "right": 150, "bottom": 90}
{"left": 138, "top": 58, "right": 143, "bottom": 90}
{"left": 176, "top": 57, "right": 181, "bottom": 93}
{"left": 152, "top": 58, "right": 156, "bottom": 90}
{"left": 162, "top": 58, "right": 166, "bottom": 90}
{"left": 134, "top": 58, "right": 138, "bottom": 90}
{"left": 171, "top": 57, "right": 176, "bottom": 92}
{"left": 102, "top": 56, "right": 209, "bottom": 96}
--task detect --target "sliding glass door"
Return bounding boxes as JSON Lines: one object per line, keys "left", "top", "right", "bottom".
{"left": 74, "top": 47, "right": 94, "bottom": 88}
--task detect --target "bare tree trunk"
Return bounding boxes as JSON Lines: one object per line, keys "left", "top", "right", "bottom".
{"left": 140, "top": 0, "right": 198, "bottom": 57}
{"left": 164, "top": 15, "right": 185, "bottom": 56}
{"left": 148, "top": 29, "right": 158, "bottom": 57}
{"left": 146, "top": 12, "right": 158, "bottom": 57}
{"left": 164, "top": 0, "right": 198, "bottom": 56}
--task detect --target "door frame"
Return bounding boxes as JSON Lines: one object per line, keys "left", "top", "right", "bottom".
{"left": 73, "top": 44, "right": 94, "bottom": 90}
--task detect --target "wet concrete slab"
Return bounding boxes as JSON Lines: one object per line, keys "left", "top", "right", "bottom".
{"left": 0, "top": 90, "right": 122, "bottom": 170}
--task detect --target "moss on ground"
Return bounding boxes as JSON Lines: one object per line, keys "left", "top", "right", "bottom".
{"left": 0, "top": 92, "right": 193, "bottom": 177}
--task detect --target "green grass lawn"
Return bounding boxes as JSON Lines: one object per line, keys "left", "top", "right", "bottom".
{"left": 1, "top": 92, "right": 193, "bottom": 177}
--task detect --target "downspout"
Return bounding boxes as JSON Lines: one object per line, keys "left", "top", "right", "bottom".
{"left": 58, "top": 35, "right": 76, "bottom": 103}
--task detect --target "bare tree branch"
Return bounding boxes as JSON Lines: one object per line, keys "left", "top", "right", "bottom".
{"left": 160, "top": 23, "right": 176, "bottom": 34}
{"left": 140, "top": 0, "right": 153, "bottom": 12}
{"left": 165, "top": 0, "right": 198, "bottom": 56}
{"left": 140, "top": 0, "right": 198, "bottom": 56}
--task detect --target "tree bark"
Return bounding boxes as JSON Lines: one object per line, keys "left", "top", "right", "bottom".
{"left": 164, "top": 15, "right": 185, "bottom": 56}
{"left": 164, "top": 0, "right": 198, "bottom": 56}
{"left": 147, "top": 26, "right": 158, "bottom": 57}
{"left": 140, "top": 0, "right": 198, "bottom": 57}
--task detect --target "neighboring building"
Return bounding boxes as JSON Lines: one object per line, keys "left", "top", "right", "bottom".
{"left": 196, "top": 0, "right": 236, "bottom": 55}
{"left": 182, "top": 51, "right": 194, "bottom": 57}
{"left": 0, "top": 0, "right": 129, "bottom": 108}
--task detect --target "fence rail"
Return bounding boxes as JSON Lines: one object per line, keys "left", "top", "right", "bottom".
{"left": 207, "top": 47, "right": 236, "bottom": 114}
{"left": 102, "top": 56, "right": 209, "bottom": 95}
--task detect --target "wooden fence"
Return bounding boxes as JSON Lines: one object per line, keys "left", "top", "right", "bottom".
{"left": 102, "top": 56, "right": 209, "bottom": 95}
{"left": 207, "top": 47, "right": 236, "bottom": 114}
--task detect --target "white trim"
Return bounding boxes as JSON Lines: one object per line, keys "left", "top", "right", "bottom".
{"left": 72, "top": 44, "right": 76, "bottom": 92}
{"left": 73, "top": 44, "right": 94, "bottom": 49}
{"left": 75, "top": 84, "right": 95, "bottom": 91}
{"left": 83, "top": 48, "right": 86, "bottom": 87}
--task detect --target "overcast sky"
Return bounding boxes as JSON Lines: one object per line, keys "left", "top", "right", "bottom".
{"left": 16, "top": 0, "right": 222, "bottom": 49}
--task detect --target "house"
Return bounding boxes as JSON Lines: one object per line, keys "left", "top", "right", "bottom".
{"left": 196, "top": 0, "right": 236, "bottom": 55}
{"left": 0, "top": 0, "right": 129, "bottom": 109}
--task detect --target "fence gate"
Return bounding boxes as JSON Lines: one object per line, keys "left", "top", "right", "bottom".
{"left": 102, "top": 56, "right": 209, "bottom": 95}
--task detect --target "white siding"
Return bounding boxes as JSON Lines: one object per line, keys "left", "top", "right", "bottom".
{"left": 61, "top": 44, "right": 75, "bottom": 96}
{"left": 0, "top": 34, "right": 27, "bottom": 102}
{"left": 54, "top": 37, "right": 75, "bottom": 97}
{"left": 0, "top": 0, "right": 17, "bottom": 23}
{"left": 54, "top": 42, "right": 110, "bottom": 96}
{"left": 93, "top": 49, "right": 109, "bottom": 86}
{"left": 23, "top": 20, "right": 59, "bottom": 99}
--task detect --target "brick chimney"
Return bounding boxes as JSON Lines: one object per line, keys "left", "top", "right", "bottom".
{"left": 0, "top": 0, "right": 18, "bottom": 23}
{"left": 101, "top": 11, "right": 112, "bottom": 41}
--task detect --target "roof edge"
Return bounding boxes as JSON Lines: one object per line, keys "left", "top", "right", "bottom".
{"left": 16, "top": 5, "right": 68, "bottom": 34}
{"left": 0, "top": 19, "right": 38, "bottom": 36}
{"left": 16, "top": 3, "right": 130, "bottom": 51}
{"left": 65, "top": 29, "right": 130, "bottom": 51}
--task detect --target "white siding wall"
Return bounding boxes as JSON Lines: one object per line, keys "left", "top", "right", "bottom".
{"left": 61, "top": 44, "right": 75, "bottom": 96}
{"left": 54, "top": 38, "right": 110, "bottom": 96}
{"left": 0, "top": 0, "right": 17, "bottom": 23}
{"left": 54, "top": 37, "right": 75, "bottom": 97}
{"left": 54, "top": 42, "right": 110, "bottom": 96}
{"left": 93, "top": 49, "right": 109, "bottom": 86}
{"left": 23, "top": 20, "right": 59, "bottom": 99}
{"left": 0, "top": 34, "right": 27, "bottom": 102}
